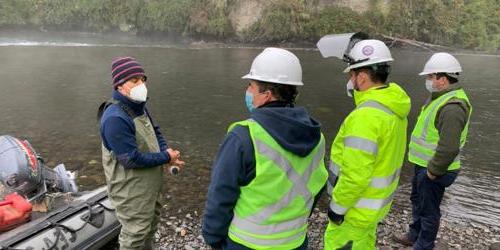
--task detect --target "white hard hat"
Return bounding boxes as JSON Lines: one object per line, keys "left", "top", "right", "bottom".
{"left": 242, "top": 47, "right": 303, "bottom": 86}
{"left": 419, "top": 52, "right": 462, "bottom": 76}
{"left": 343, "top": 39, "right": 393, "bottom": 73}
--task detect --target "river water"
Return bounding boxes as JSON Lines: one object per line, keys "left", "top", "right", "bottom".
{"left": 0, "top": 32, "right": 499, "bottom": 228}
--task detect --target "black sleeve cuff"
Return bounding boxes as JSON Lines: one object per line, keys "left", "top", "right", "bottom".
{"left": 208, "top": 241, "right": 223, "bottom": 250}
{"left": 427, "top": 162, "right": 448, "bottom": 176}
{"left": 328, "top": 208, "right": 345, "bottom": 224}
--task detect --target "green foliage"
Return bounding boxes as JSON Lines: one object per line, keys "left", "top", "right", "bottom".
{"left": 384, "top": 0, "right": 457, "bottom": 45}
{"left": 0, "top": 0, "right": 498, "bottom": 50}
{"left": 304, "top": 6, "right": 370, "bottom": 41}
{"left": 187, "top": 0, "right": 234, "bottom": 38}
{"left": 385, "top": 0, "right": 500, "bottom": 50}
{"left": 364, "top": 6, "right": 386, "bottom": 33}
{"left": 25, "top": 0, "right": 145, "bottom": 31}
{"left": 0, "top": 0, "right": 34, "bottom": 25}
{"left": 35, "top": 0, "right": 80, "bottom": 27}
{"left": 456, "top": 0, "right": 500, "bottom": 50}
{"left": 138, "top": 0, "right": 195, "bottom": 33}
{"left": 243, "top": 0, "right": 309, "bottom": 42}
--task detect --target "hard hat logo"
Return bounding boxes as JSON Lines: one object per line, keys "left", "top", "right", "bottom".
{"left": 362, "top": 45, "right": 374, "bottom": 56}
{"left": 342, "top": 39, "right": 393, "bottom": 73}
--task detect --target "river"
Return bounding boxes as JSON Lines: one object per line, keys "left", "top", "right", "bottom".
{"left": 0, "top": 32, "right": 499, "bottom": 229}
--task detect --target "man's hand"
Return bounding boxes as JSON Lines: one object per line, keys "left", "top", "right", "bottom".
{"left": 166, "top": 148, "right": 186, "bottom": 174}
{"left": 166, "top": 148, "right": 181, "bottom": 163}
{"left": 426, "top": 170, "right": 437, "bottom": 180}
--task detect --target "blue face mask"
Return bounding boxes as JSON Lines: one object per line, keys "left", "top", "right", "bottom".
{"left": 245, "top": 91, "right": 255, "bottom": 112}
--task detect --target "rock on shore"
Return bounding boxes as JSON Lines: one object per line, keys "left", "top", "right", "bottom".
{"left": 153, "top": 189, "right": 499, "bottom": 249}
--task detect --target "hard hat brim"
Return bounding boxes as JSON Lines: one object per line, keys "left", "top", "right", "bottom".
{"left": 343, "top": 58, "right": 394, "bottom": 73}
{"left": 418, "top": 68, "right": 462, "bottom": 76}
{"left": 241, "top": 74, "right": 304, "bottom": 86}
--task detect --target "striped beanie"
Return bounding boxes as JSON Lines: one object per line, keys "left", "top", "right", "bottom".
{"left": 111, "top": 57, "right": 146, "bottom": 88}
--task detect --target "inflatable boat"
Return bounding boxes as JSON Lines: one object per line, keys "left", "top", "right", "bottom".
{"left": 0, "top": 186, "right": 120, "bottom": 250}
{"left": 0, "top": 135, "right": 120, "bottom": 249}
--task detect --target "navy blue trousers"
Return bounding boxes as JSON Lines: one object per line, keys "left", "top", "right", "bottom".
{"left": 409, "top": 165, "right": 458, "bottom": 250}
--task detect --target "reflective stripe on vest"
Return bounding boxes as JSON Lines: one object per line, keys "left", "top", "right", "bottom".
{"left": 411, "top": 135, "right": 465, "bottom": 160}
{"left": 370, "top": 168, "right": 401, "bottom": 189}
{"left": 329, "top": 100, "right": 399, "bottom": 215}
{"left": 357, "top": 100, "right": 395, "bottom": 116}
{"left": 229, "top": 137, "right": 325, "bottom": 236}
{"left": 419, "top": 91, "right": 457, "bottom": 141}
{"left": 409, "top": 147, "right": 460, "bottom": 163}
{"left": 329, "top": 182, "right": 396, "bottom": 214}
{"left": 344, "top": 136, "right": 378, "bottom": 155}
{"left": 328, "top": 160, "right": 401, "bottom": 191}
{"left": 327, "top": 161, "right": 340, "bottom": 197}
{"left": 230, "top": 228, "right": 305, "bottom": 246}
{"left": 411, "top": 135, "right": 437, "bottom": 150}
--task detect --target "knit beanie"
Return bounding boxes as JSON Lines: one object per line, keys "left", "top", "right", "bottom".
{"left": 111, "top": 57, "right": 146, "bottom": 88}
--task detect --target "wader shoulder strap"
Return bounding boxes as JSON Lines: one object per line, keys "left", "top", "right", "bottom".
{"left": 97, "top": 99, "right": 138, "bottom": 121}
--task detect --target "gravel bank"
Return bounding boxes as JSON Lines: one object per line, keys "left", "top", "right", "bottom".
{"left": 153, "top": 185, "right": 500, "bottom": 249}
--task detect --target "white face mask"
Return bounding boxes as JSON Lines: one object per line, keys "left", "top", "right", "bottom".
{"left": 129, "top": 84, "right": 148, "bottom": 102}
{"left": 425, "top": 79, "right": 437, "bottom": 93}
{"left": 346, "top": 80, "right": 354, "bottom": 97}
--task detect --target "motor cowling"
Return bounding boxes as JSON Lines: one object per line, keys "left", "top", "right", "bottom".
{"left": 0, "top": 135, "right": 77, "bottom": 201}
{"left": 0, "top": 135, "right": 44, "bottom": 199}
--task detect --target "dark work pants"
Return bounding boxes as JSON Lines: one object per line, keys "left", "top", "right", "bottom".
{"left": 409, "top": 165, "right": 458, "bottom": 250}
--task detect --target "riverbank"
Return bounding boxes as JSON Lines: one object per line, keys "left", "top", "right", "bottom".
{"left": 152, "top": 184, "right": 500, "bottom": 249}
{"left": 1, "top": 0, "right": 500, "bottom": 51}
{"left": 2, "top": 29, "right": 500, "bottom": 58}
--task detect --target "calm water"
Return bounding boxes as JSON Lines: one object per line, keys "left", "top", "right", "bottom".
{"left": 0, "top": 35, "right": 499, "bottom": 228}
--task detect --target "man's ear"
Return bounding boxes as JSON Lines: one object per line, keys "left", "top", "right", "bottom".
{"left": 117, "top": 83, "right": 128, "bottom": 95}
{"left": 436, "top": 75, "right": 448, "bottom": 88}
{"left": 264, "top": 89, "right": 274, "bottom": 102}
{"left": 357, "top": 71, "right": 368, "bottom": 86}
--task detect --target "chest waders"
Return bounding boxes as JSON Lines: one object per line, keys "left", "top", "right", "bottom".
{"left": 101, "top": 101, "right": 164, "bottom": 250}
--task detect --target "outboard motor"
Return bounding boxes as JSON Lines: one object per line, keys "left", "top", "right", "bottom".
{"left": 0, "top": 135, "right": 77, "bottom": 201}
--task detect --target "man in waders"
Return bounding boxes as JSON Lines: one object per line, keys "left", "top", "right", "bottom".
{"left": 393, "top": 53, "right": 472, "bottom": 250}
{"left": 99, "top": 57, "right": 184, "bottom": 250}
{"left": 202, "top": 48, "right": 328, "bottom": 249}
{"left": 322, "top": 39, "right": 411, "bottom": 249}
